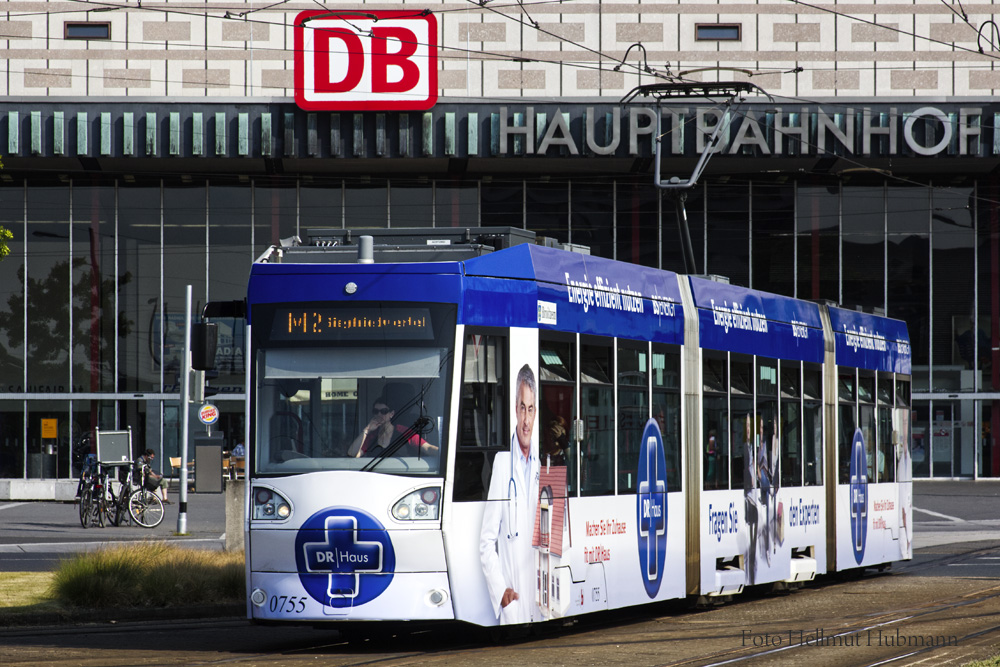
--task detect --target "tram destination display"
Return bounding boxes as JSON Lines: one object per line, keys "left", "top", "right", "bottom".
{"left": 266, "top": 305, "right": 436, "bottom": 342}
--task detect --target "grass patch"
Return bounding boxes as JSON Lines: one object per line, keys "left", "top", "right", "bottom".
{"left": 48, "top": 542, "right": 245, "bottom": 609}
{"left": 965, "top": 657, "right": 1000, "bottom": 667}
{"left": 0, "top": 572, "right": 56, "bottom": 608}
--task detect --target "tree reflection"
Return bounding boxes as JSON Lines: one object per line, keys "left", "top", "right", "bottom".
{"left": 0, "top": 259, "right": 133, "bottom": 390}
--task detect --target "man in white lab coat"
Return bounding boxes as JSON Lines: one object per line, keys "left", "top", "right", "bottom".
{"left": 480, "top": 363, "right": 540, "bottom": 625}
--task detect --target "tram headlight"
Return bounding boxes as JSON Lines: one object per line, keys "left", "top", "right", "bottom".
{"left": 391, "top": 486, "right": 441, "bottom": 521}
{"left": 252, "top": 486, "right": 293, "bottom": 521}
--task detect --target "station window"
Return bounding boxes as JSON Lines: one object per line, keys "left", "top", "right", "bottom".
{"left": 703, "top": 353, "right": 728, "bottom": 490}
{"left": 653, "top": 345, "right": 682, "bottom": 492}
{"left": 802, "top": 365, "right": 823, "bottom": 485}
{"left": 580, "top": 339, "right": 614, "bottom": 496}
{"left": 617, "top": 340, "right": 648, "bottom": 494}
{"left": 65, "top": 22, "right": 111, "bottom": 40}
{"left": 453, "top": 330, "right": 506, "bottom": 501}
{"left": 540, "top": 335, "right": 576, "bottom": 493}
{"left": 780, "top": 362, "right": 802, "bottom": 487}
{"left": 695, "top": 23, "right": 741, "bottom": 41}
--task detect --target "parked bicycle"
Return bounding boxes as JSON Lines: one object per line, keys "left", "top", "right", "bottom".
{"left": 77, "top": 456, "right": 105, "bottom": 529}
{"left": 126, "top": 462, "right": 165, "bottom": 529}
{"left": 76, "top": 457, "right": 164, "bottom": 529}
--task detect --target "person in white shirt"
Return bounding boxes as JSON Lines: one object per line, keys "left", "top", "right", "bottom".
{"left": 480, "top": 363, "right": 540, "bottom": 625}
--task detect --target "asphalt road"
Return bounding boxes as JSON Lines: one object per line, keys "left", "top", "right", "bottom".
{"left": 1, "top": 480, "right": 997, "bottom": 570}
{"left": 0, "top": 488, "right": 229, "bottom": 571}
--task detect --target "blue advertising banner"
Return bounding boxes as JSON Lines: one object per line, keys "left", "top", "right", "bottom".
{"left": 688, "top": 276, "right": 824, "bottom": 363}
{"left": 828, "top": 307, "right": 911, "bottom": 375}
{"left": 463, "top": 245, "right": 684, "bottom": 345}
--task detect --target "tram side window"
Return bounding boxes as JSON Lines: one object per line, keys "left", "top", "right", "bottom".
{"left": 838, "top": 370, "right": 857, "bottom": 484}
{"left": 859, "top": 373, "right": 876, "bottom": 482}
{"left": 877, "top": 373, "right": 894, "bottom": 483}
{"left": 617, "top": 341, "right": 648, "bottom": 494}
{"left": 453, "top": 332, "right": 507, "bottom": 502}
{"left": 580, "top": 340, "right": 614, "bottom": 496}
{"left": 756, "top": 359, "right": 778, "bottom": 500}
{"left": 730, "top": 356, "right": 754, "bottom": 491}
{"left": 540, "top": 336, "right": 576, "bottom": 493}
{"left": 653, "top": 345, "right": 682, "bottom": 492}
{"left": 780, "top": 362, "right": 802, "bottom": 487}
{"left": 802, "top": 366, "right": 823, "bottom": 485}
{"left": 703, "top": 354, "right": 728, "bottom": 490}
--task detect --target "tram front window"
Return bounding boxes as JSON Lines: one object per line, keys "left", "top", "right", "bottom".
{"left": 253, "top": 303, "right": 455, "bottom": 476}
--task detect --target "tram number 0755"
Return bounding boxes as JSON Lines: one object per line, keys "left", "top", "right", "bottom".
{"left": 270, "top": 595, "right": 307, "bottom": 614}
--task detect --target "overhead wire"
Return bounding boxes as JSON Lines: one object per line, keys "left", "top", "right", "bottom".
{"left": 4, "top": 0, "right": 999, "bottom": 92}
{"left": 6, "top": 0, "right": 1000, "bottom": 214}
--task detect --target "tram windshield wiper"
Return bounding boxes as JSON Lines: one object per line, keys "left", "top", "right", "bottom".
{"left": 360, "top": 417, "right": 433, "bottom": 472}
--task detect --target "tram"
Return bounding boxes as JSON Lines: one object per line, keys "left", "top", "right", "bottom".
{"left": 239, "top": 227, "right": 912, "bottom": 626}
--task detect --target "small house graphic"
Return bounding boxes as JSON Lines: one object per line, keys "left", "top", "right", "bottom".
{"left": 533, "top": 465, "right": 569, "bottom": 619}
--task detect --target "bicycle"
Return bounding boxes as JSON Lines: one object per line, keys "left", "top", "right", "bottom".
{"left": 128, "top": 485, "right": 165, "bottom": 528}
{"left": 78, "top": 463, "right": 107, "bottom": 528}
{"left": 103, "top": 464, "right": 133, "bottom": 527}
{"left": 123, "top": 462, "right": 165, "bottom": 528}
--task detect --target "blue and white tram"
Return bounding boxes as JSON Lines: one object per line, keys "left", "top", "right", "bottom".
{"left": 240, "top": 228, "right": 911, "bottom": 626}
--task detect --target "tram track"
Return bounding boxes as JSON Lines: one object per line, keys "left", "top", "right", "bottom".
{"left": 3, "top": 541, "right": 998, "bottom": 667}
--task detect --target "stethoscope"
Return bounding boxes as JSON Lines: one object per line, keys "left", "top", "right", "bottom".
{"left": 506, "top": 437, "right": 521, "bottom": 540}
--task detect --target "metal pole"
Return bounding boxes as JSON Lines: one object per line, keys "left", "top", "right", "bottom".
{"left": 177, "top": 284, "right": 192, "bottom": 534}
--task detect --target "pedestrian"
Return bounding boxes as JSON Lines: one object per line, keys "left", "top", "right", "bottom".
{"left": 134, "top": 448, "right": 170, "bottom": 504}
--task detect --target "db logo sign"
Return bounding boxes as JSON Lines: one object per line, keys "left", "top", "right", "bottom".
{"left": 294, "top": 10, "right": 437, "bottom": 111}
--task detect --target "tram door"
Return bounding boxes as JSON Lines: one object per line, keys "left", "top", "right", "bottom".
{"left": 537, "top": 334, "right": 578, "bottom": 620}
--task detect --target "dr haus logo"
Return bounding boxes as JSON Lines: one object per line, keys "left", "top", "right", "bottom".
{"left": 295, "top": 507, "right": 395, "bottom": 607}
{"left": 849, "top": 429, "right": 868, "bottom": 565}
{"left": 636, "top": 419, "right": 668, "bottom": 598}
{"left": 294, "top": 10, "right": 437, "bottom": 111}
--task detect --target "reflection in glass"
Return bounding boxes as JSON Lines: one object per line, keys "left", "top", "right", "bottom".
{"left": 842, "top": 185, "right": 884, "bottom": 311}
{"left": 119, "top": 182, "right": 161, "bottom": 393}
{"left": 72, "top": 184, "right": 117, "bottom": 395}
{"left": 751, "top": 182, "right": 794, "bottom": 295}
{"left": 0, "top": 181, "right": 25, "bottom": 390}
{"left": 581, "top": 343, "right": 613, "bottom": 496}
{"left": 796, "top": 185, "right": 839, "bottom": 301}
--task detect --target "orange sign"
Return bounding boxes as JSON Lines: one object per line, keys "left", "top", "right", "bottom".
{"left": 41, "top": 418, "right": 58, "bottom": 439}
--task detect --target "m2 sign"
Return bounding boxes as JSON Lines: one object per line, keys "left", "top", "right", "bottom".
{"left": 294, "top": 10, "right": 438, "bottom": 111}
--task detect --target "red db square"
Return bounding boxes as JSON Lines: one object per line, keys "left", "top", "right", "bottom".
{"left": 294, "top": 10, "right": 438, "bottom": 111}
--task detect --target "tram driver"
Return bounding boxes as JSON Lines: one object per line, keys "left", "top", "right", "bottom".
{"left": 347, "top": 385, "right": 439, "bottom": 458}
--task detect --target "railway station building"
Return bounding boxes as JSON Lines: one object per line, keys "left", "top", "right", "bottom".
{"left": 1, "top": 0, "right": 998, "bottom": 497}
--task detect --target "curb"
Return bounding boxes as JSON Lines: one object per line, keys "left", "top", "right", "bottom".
{"left": 0, "top": 603, "right": 245, "bottom": 631}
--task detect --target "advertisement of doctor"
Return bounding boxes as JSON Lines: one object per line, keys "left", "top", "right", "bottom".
{"left": 479, "top": 362, "right": 541, "bottom": 625}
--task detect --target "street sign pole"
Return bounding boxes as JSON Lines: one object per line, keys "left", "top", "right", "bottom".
{"left": 177, "top": 284, "right": 192, "bottom": 535}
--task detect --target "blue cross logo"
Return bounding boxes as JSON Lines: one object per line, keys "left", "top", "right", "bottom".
{"left": 636, "top": 419, "right": 668, "bottom": 598}
{"left": 848, "top": 429, "right": 868, "bottom": 565}
{"left": 303, "top": 516, "right": 383, "bottom": 599}
{"left": 295, "top": 508, "right": 395, "bottom": 608}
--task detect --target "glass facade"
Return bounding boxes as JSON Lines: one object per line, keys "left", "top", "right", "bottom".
{"left": 1, "top": 173, "right": 998, "bottom": 480}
